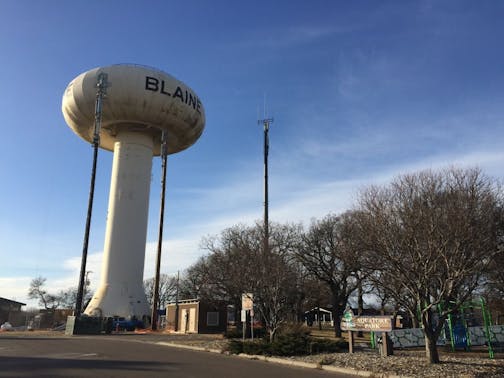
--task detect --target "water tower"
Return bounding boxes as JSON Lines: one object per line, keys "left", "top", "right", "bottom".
{"left": 62, "top": 64, "right": 205, "bottom": 320}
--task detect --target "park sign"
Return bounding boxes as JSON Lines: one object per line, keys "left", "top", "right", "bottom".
{"left": 340, "top": 310, "right": 393, "bottom": 332}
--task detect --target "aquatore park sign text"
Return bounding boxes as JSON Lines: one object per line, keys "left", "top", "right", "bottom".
{"left": 341, "top": 312, "right": 393, "bottom": 332}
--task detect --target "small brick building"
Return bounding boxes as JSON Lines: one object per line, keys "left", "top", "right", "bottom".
{"left": 166, "top": 299, "right": 227, "bottom": 334}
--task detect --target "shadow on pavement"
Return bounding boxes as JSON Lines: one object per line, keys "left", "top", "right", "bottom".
{"left": 0, "top": 356, "right": 178, "bottom": 377}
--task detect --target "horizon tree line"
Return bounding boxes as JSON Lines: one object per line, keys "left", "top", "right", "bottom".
{"left": 28, "top": 166, "right": 504, "bottom": 364}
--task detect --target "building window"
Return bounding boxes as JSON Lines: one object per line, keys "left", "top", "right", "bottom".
{"left": 207, "top": 312, "right": 219, "bottom": 326}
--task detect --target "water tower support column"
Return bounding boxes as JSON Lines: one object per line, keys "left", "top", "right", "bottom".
{"left": 85, "top": 130, "right": 154, "bottom": 319}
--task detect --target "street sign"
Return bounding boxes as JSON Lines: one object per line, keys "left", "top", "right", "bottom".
{"left": 241, "top": 293, "right": 253, "bottom": 311}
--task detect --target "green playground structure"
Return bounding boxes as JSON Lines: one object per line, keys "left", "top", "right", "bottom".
{"left": 440, "top": 298, "right": 497, "bottom": 359}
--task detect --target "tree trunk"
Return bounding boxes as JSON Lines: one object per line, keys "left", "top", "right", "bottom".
{"left": 424, "top": 334, "right": 440, "bottom": 364}
{"left": 269, "top": 328, "right": 276, "bottom": 343}
{"left": 407, "top": 307, "right": 419, "bottom": 328}
{"left": 380, "top": 302, "right": 385, "bottom": 316}
{"left": 333, "top": 313, "right": 342, "bottom": 337}
{"left": 331, "top": 291, "right": 343, "bottom": 338}
{"left": 421, "top": 308, "right": 441, "bottom": 364}
{"left": 357, "top": 281, "right": 364, "bottom": 337}
{"left": 357, "top": 282, "right": 364, "bottom": 316}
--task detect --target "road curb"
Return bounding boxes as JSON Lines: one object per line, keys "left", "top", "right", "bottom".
{"left": 154, "top": 341, "right": 384, "bottom": 377}
{"left": 155, "top": 341, "right": 221, "bottom": 354}
{"left": 238, "top": 354, "right": 320, "bottom": 369}
{"left": 320, "top": 364, "right": 373, "bottom": 377}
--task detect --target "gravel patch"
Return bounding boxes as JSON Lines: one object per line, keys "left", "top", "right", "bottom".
{"left": 289, "top": 350, "right": 504, "bottom": 377}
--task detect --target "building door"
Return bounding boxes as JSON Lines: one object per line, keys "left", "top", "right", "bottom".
{"left": 189, "top": 308, "right": 196, "bottom": 333}
{"left": 181, "top": 309, "right": 188, "bottom": 333}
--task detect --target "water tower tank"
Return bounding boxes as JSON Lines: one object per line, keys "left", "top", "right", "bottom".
{"left": 62, "top": 64, "right": 205, "bottom": 320}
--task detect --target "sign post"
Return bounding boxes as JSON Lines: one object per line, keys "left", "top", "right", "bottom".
{"left": 250, "top": 309, "right": 254, "bottom": 341}
{"left": 241, "top": 293, "right": 253, "bottom": 340}
{"left": 348, "top": 329, "right": 354, "bottom": 354}
{"left": 382, "top": 331, "right": 391, "bottom": 356}
{"left": 241, "top": 310, "right": 247, "bottom": 342}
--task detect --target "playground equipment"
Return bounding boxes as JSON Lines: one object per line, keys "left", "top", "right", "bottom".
{"left": 440, "top": 298, "right": 499, "bottom": 359}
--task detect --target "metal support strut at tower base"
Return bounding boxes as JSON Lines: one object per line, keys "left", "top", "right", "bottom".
{"left": 75, "top": 73, "right": 108, "bottom": 316}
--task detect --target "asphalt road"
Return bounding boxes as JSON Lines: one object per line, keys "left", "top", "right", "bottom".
{"left": 0, "top": 335, "right": 355, "bottom": 378}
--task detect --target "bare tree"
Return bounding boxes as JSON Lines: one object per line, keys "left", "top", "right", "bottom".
{"left": 179, "top": 256, "right": 212, "bottom": 300}
{"left": 57, "top": 272, "right": 92, "bottom": 310}
{"left": 196, "top": 224, "right": 261, "bottom": 310}
{"left": 288, "top": 262, "right": 329, "bottom": 324}
{"left": 179, "top": 224, "right": 265, "bottom": 328}
{"left": 144, "top": 274, "right": 178, "bottom": 310}
{"left": 28, "top": 275, "right": 92, "bottom": 311}
{"left": 28, "top": 276, "right": 62, "bottom": 311}
{"left": 253, "top": 222, "right": 301, "bottom": 342}
{"left": 294, "top": 213, "right": 361, "bottom": 337}
{"left": 356, "top": 167, "right": 504, "bottom": 364}
{"left": 183, "top": 222, "right": 303, "bottom": 342}
{"left": 246, "top": 248, "right": 293, "bottom": 341}
{"left": 367, "top": 270, "right": 418, "bottom": 327}
{"left": 298, "top": 276, "right": 333, "bottom": 329}
{"left": 485, "top": 253, "right": 504, "bottom": 297}
{"left": 482, "top": 245, "right": 504, "bottom": 322}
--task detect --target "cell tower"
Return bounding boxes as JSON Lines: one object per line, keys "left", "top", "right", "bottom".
{"left": 258, "top": 117, "right": 273, "bottom": 253}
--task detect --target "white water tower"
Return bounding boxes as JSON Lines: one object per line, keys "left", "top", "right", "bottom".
{"left": 62, "top": 64, "right": 205, "bottom": 320}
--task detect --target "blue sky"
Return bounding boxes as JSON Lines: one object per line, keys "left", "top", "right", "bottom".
{"left": 2, "top": 1, "right": 504, "bottom": 308}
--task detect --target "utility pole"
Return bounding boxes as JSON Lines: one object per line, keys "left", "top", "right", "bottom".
{"left": 257, "top": 117, "right": 273, "bottom": 254}
{"left": 174, "top": 270, "right": 180, "bottom": 331}
{"left": 152, "top": 130, "right": 168, "bottom": 331}
{"left": 75, "top": 72, "right": 108, "bottom": 316}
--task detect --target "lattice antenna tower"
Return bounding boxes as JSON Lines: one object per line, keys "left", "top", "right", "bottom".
{"left": 258, "top": 105, "right": 273, "bottom": 253}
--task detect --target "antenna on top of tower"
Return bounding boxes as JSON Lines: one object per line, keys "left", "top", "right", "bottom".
{"left": 258, "top": 92, "right": 273, "bottom": 130}
{"left": 263, "top": 92, "right": 267, "bottom": 118}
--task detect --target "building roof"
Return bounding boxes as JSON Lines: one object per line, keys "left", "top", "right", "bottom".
{"left": 0, "top": 297, "right": 26, "bottom": 306}
{"left": 305, "top": 307, "right": 332, "bottom": 314}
